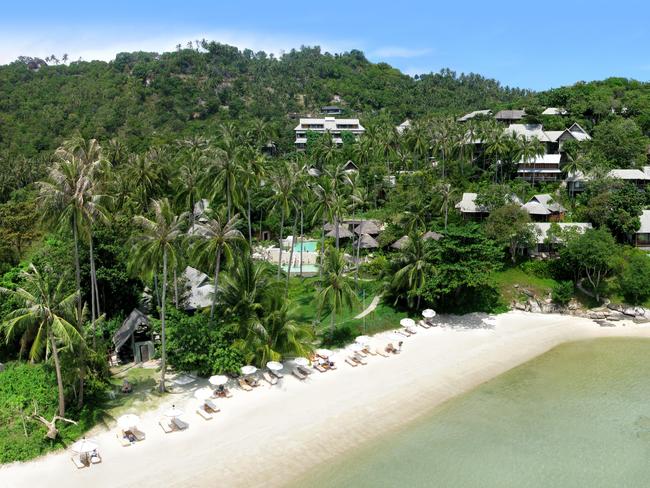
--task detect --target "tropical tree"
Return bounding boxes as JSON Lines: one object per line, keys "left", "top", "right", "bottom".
{"left": 192, "top": 212, "right": 245, "bottom": 320}
{"left": 130, "top": 198, "right": 187, "bottom": 392}
{"left": 390, "top": 233, "right": 432, "bottom": 309}
{"left": 0, "top": 264, "right": 82, "bottom": 416}
{"left": 267, "top": 161, "right": 294, "bottom": 279}
{"left": 315, "top": 246, "right": 358, "bottom": 336}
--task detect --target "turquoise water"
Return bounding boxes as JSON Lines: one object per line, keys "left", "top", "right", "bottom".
{"left": 281, "top": 264, "right": 319, "bottom": 274}
{"left": 293, "top": 240, "right": 317, "bottom": 252}
{"left": 289, "top": 338, "right": 650, "bottom": 488}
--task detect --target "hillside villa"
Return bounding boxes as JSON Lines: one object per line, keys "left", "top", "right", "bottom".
{"left": 527, "top": 222, "right": 593, "bottom": 257}
{"left": 294, "top": 116, "right": 365, "bottom": 149}
{"left": 636, "top": 210, "right": 650, "bottom": 251}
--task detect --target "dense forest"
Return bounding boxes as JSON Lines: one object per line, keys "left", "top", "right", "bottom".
{"left": 1, "top": 42, "right": 650, "bottom": 463}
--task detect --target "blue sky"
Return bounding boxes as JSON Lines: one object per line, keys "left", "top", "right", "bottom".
{"left": 1, "top": 0, "right": 649, "bottom": 90}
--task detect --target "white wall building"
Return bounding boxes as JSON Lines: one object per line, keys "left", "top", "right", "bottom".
{"left": 294, "top": 117, "right": 365, "bottom": 149}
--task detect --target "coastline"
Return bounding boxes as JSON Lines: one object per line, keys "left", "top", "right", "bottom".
{"left": 3, "top": 311, "right": 650, "bottom": 488}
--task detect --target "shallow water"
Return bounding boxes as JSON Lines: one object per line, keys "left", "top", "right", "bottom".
{"left": 289, "top": 338, "right": 650, "bottom": 488}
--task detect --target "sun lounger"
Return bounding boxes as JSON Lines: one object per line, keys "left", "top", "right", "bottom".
{"left": 328, "top": 362, "right": 337, "bottom": 370}
{"left": 205, "top": 399, "right": 220, "bottom": 413}
{"left": 239, "top": 378, "right": 253, "bottom": 391}
{"left": 363, "top": 347, "right": 377, "bottom": 356}
{"left": 292, "top": 368, "right": 307, "bottom": 380}
{"left": 313, "top": 363, "right": 327, "bottom": 373}
{"left": 71, "top": 456, "right": 87, "bottom": 469}
{"left": 196, "top": 407, "right": 213, "bottom": 420}
{"left": 418, "top": 320, "right": 431, "bottom": 329}
{"left": 297, "top": 365, "right": 312, "bottom": 376}
{"left": 159, "top": 418, "right": 173, "bottom": 433}
{"left": 345, "top": 357, "right": 358, "bottom": 367}
{"left": 376, "top": 348, "right": 389, "bottom": 358}
{"left": 270, "top": 370, "right": 283, "bottom": 379}
{"left": 263, "top": 371, "right": 278, "bottom": 385}
{"left": 245, "top": 377, "right": 260, "bottom": 388}
{"left": 172, "top": 417, "right": 189, "bottom": 430}
{"left": 353, "top": 354, "right": 368, "bottom": 365}
{"left": 117, "top": 432, "right": 131, "bottom": 447}
{"left": 395, "top": 329, "right": 409, "bottom": 337}
{"left": 90, "top": 452, "right": 102, "bottom": 464}
{"left": 132, "top": 427, "right": 146, "bottom": 441}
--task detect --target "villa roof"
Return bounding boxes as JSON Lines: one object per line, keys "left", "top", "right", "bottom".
{"left": 455, "top": 192, "right": 488, "bottom": 213}
{"left": 354, "top": 233, "right": 380, "bottom": 249}
{"left": 639, "top": 210, "right": 650, "bottom": 234}
{"left": 607, "top": 169, "right": 649, "bottom": 180}
{"left": 422, "top": 230, "right": 444, "bottom": 241}
{"left": 396, "top": 119, "right": 411, "bottom": 134}
{"left": 294, "top": 117, "right": 364, "bottom": 132}
{"left": 113, "top": 309, "right": 149, "bottom": 351}
{"left": 495, "top": 109, "right": 526, "bottom": 120}
{"left": 342, "top": 160, "right": 359, "bottom": 172}
{"left": 529, "top": 194, "right": 566, "bottom": 213}
{"left": 542, "top": 107, "right": 568, "bottom": 115}
{"left": 326, "top": 225, "right": 354, "bottom": 239}
{"left": 530, "top": 222, "right": 592, "bottom": 244}
{"left": 522, "top": 201, "right": 551, "bottom": 215}
{"left": 391, "top": 235, "right": 410, "bottom": 250}
{"left": 517, "top": 153, "right": 562, "bottom": 166}
{"left": 182, "top": 266, "right": 214, "bottom": 311}
{"left": 354, "top": 220, "right": 380, "bottom": 235}
{"left": 458, "top": 109, "right": 492, "bottom": 122}
{"left": 505, "top": 124, "right": 551, "bottom": 142}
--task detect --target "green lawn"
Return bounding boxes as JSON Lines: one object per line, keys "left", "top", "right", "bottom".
{"left": 492, "top": 266, "right": 559, "bottom": 304}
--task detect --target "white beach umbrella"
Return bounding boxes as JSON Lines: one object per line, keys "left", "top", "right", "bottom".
{"left": 355, "top": 335, "right": 371, "bottom": 345}
{"left": 349, "top": 343, "right": 364, "bottom": 352}
{"left": 164, "top": 405, "right": 184, "bottom": 418}
{"left": 293, "top": 357, "right": 309, "bottom": 367}
{"left": 266, "top": 361, "right": 283, "bottom": 372}
{"left": 194, "top": 387, "right": 214, "bottom": 401}
{"left": 117, "top": 414, "right": 140, "bottom": 431}
{"left": 208, "top": 375, "right": 229, "bottom": 386}
{"left": 241, "top": 365, "right": 258, "bottom": 376}
{"left": 316, "top": 348, "right": 333, "bottom": 358}
{"left": 400, "top": 318, "right": 416, "bottom": 328}
{"left": 71, "top": 438, "right": 99, "bottom": 454}
{"left": 422, "top": 309, "right": 436, "bottom": 319}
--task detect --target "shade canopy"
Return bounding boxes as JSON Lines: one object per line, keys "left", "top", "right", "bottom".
{"left": 208, "top": 375, "right": 228, "bottom": 386}
{"left": 422, "top": 309, "right": 436, "bottom": 319}
{"left": 355, "top": 335, "right": 371, "bottom": 345}
{"left": 391, "top": 235, "right": 410, "bottom": 250}
{"left": 194, "top": 387, "right": 214, "bottom": 401}
{"left": 164, "top": 406, "right": 184, "bottom": 418}
{"left": 316, "top": 348, "right": 333, "bottom": 358}
{"left": 400, "top": 318, "right": 416, "bottom": 328}
{"left": 354, "top": 233, "right": 380, "bottom": 249}
{"left": 241, "top": 365, "right": 257, "bottom": 376}
{"left": 71, "top": 438, "right": 98, "bottom": 454}
{"left": 117, "top": 414, "right": 140, "bottom": 431}
{"left": 266, "top": 361, "right": 284, "bottom": 372}
{"left": 293, "top": 357, "right": 309, "bottom": 367}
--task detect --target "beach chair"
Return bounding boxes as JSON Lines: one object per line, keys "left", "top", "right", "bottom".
{"left": 116, "top": 432, "right": 131, "bottom": 447}
{"left": 196, "top": 407, "right": 213, "bottom": 420}
{"left": 363, "top": 347, "right": 377, "bottom": 356}
{"left": 205, "top": 399, "right": 220, "bottom": 413}
{"left": 270, "top": 370, "right": 284, "bottom": 379}
{"left": 376, "top": 348, "right": 389, "bottom": 358}
{"left": 353, "top": 354, "right": 368, "bottom": 365}
{"left": 132, "top": 427, "right": 146, "bottom": 441}
{"left": 419, "top": 320, "right": 431, "bottom": 329}
{"left": 297, "top": 365, "right": 312, "bottom": 376}
{"left": 90, "top": 451, "right": 102, "bottom": 464}
{"left": 292, "top": 368, "right": 307, "bottom": 380}
{"left": 263, "top": 371, "right": 278, "bottom": 385}
{"left": 355, "top": 350, "right": 367, "bottom": 358}
{"left": 328, "top": 362, "right": 337, "bottom": 370}
{"left": 239, "top": 378, "right": 253, "bottom": 391}
{"left": 159, "top": 418, "right": 173, "bottom": 434}
{"left": 396, "top": 329, "right": 410, "bottom": 337}
{"left": 345, "top": 357, "right": 358, "bottom": 367}
{"left": 172, "top": 417, "right": 189, "bottom": 430}
{"left": 245, "top": 376, "right": 260, "bottom": 388}
{"left": 313, "top": 363, "right": 327, "bottom": 373}
{"left": 71, "top": 456, "right": 87, "bottom": 469}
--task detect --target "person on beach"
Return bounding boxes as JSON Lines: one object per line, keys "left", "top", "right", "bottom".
{"left": 398, "top": 341, "right": 403, "bottom": 352}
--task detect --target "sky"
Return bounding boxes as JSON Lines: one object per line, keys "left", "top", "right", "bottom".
{"left": 1, "top": 0, "right": 649, "bottom": 90}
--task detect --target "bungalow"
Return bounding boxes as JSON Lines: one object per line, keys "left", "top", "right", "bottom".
{"left": 294, "top": 117, "right": 365, "bottom": 149}
{"left": 112, "top": 309, "right": 155, "bottom": 364}
{"left": 495, "top": 109, "right": 526, "bottom": 124}
{"left": 636, "top": 210, "right": 650, "bottom": 251}
{"left": 321, "top": 106, "right": 343, "bottom": 115}
{"left": 542, "top": 107, "right": 568, "bottom": 116}
{"left": 522, "top": 194, "right": 566, "bottom": 222}
{"left": 607, "top": 168, "right": 649, "bottom": 188}
{"left": 545, "top": 123, "right": 591, "bottom": 154}
{"left": 565, "top": 170, "right": 589, "bottom": 197}
{"left": 455, "top": 192, "right": 489, "bottom": 220}
{"left": 528, "top": 222, "right": 592, "bottom": 257}
{"left": 457, "top": 109, "right": 492, "bottom": 122}
{"left": 341, "top": 160, "right": 359, "bottom": 173}
{"left": 516, "top": 154, "right": 562, "bottom": 183}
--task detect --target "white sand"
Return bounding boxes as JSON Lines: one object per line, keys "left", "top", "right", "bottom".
{"left": 3, "top": 311, "right": 650, "bottom": 488}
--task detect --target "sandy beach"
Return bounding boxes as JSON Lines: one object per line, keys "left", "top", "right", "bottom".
{"left": 3, "top": 311, "right": 650, "bottom": 488}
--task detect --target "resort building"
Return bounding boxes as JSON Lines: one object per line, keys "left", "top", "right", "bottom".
{"left": 457, "top": 109, "right": 492, "bottom": 122}
{"left": 321, "top": 105, "right": 343, "bottom": 115}
{"left": 528, "top": 222, "right": 592, "bottom": 257}
{"left": 505, "top": 122, "right": 591, "bottom": 155}
{"left": 542, "top": 107, "right": 568, "bottom": 116}
{"left": 517, "top": 153, "right": 562, "bottom": 183}
{"left": 606, "top": 168, "right": 650, "bottom": 188}
{"left": 396, "top": 119, "right": 411, "bottom": 134}
{"left": 294, "top": 116, "right": 365, "bottom": 149}
{"left": 636, "top": 210, "right": 650, "bottom": 251}
{"left": 495, "top": 109, "right": 526, "bottom": 124}
{"left": 455, "top": 192, "right": 489, "bottom": 220}
{"left": 522, "top": 194, "right": 566, "bottom": 222}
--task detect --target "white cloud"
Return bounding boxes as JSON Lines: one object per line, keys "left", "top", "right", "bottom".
{"left": 371, "top": 46, "right": 432, "bottom": 59}
{"left": 0, "top": 28, "right": 360, "bottom": 65}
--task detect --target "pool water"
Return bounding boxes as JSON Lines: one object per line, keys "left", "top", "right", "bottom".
{"left": 293, "top": 240, "right": 318, "bottom": 253}
{"left": 281, "top": 264, "right": 319, "bottom": 274}
{"left": 289, "top": 338, "right": 650, "bottom": 487}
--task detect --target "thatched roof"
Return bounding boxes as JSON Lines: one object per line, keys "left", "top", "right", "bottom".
{"left": 113, "top": 309, "right": 149, "bottom": 351}
{"left": 326, "top": 225, "right": 354, "bottom": 239}
{"left": 391, "top": 235, "right": 410, "bottom": 250}
{"left": 354, "top": 220, "right": 380, "bottom": 235}
{"left": 354, "top": 233, "right": 379, "bottom": 249}
{"left": 422, "top": 231, "right": 444, "bottom": 241}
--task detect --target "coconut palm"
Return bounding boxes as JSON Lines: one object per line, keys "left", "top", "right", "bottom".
{"left": 124, "top": 151, "right": 162, "bottom": 210}
{"left": 437, "top": 182, "right": 453, "bottom": 231}
{"left": 174, "top": 142, "right": 206, "bottom": 225}
{"left": 267, "top": 161, "right": 294, "bottom": 279}
{"left": 390, "top": 233, "right": 432, "bottom": 309}
{"left": 130, "top": 198, "right": 187, "bottom": 392}
{"left": 315, "top": 246, "right": 358, "bottom": 337}
{"left": 0, "top": 264, "right": 82, "bottom": 416}
{"left": 239, "top": 148, "right": 267, "bottom": 248}
{"left": 192, "top": 212, "right": 245, "bottom": 320}
{"left": 516, "top": 136, "right": 545, "bottom": 185}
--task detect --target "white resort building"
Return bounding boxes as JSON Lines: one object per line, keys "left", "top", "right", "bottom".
{"left": 294, "top": 116, "right": 365, "bottom": 149}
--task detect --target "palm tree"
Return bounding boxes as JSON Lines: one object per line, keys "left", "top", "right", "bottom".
{"left": 391, "top": 233, "right": 431, "bottom": 310}
{"left": 267, "top": 162, "right": 294, "bottom": 280}
{"left": 124, "top": 151, "right": 162, "bottom": 210}
{"left": 516, "top": 136, "right": 545, "bottom": 185}
{"left": 0, "top": 264, "right": 82, "bottom": 416}
{"left": 192, "top": 212, "right": 245, "bottom": 320}
{"left": 131, "top": 199, "right": 186, "bottom": 392}
{"left": 437, "top": 182, "right": 452, "bottom": 231}
{"left": 315, "top": 246, "right": 358, "bottom": 337}
{"left": 239, "top": 148, "right": 267, "bottom": 248}
{"left": 174, "top": 144, "right": 205, "bottom": 226}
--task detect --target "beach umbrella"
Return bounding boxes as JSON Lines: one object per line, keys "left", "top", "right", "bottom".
{"left": 355, "top": 335, "right": 371, "bottom": 345}
{"left": 71, "top": 438, "right": 98, "bottom": 454}
{"left": 349, "top": 343, "right": 364, "bottom": 352}
{"left": 422, "top": 309, "right": 436, "bottom": 319}
{"left": 266, "top": 361, "right": 283, "bottom": 372}
{"left": 164, "top": 405, "right": 184, "bottom": 418}
{"left": 241, "top": 365, "right": 257, "bottom": 376}
{"left": 209, "top": 375, "right": 228, "bottom": 386}
{"left": 293, "top": 357, "right": 309, "bottom": 367}
{"left": 117, "top": 414, "right": 140, "bottom": 431}
{"left": 316, "top": 348, "right": 333, "bottom": 358}
{"left": 194, "top": 387, "right": 213, "bottom": 401}
{"left": 400, "top": 318, "right": 416, "bottom": 328}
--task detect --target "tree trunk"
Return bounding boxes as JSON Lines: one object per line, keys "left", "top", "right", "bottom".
{"left": 153, "top": 274, "right": 160, "bottom": 310}
{"left": 299, "top": 207, "right": 304, "bottom": 277}
{"left": 210, "top": 248, "right": 222, "bottom": 321}
{"left": 330, "top": 308, "right": 335, "bottom": 338}
{"left": 277, "top": 209, "right": 285, "bottom": 280}
{"left": 320, "top": 220, "right": 325, "bottom": 282}
{"left": 247, "top": 189, "right": 253, "bottom": 250}
{"left": 444, "top": 201, "right": 448, "bottom": 231}
{"left": 49, "top": 330, "right": 66, "bottom": 417}
{"left": 159, "top": 250, "right": 168, "bottom": 393}
{"left": 285, "top": 211, "right": 299, "bottom": 295}
{"left": 355, "top": 232, "right": 362, "bottom": 290}
{"left": 335, "top": 214, "right": 340, "bottom": 250}
{"left": 173, "top": 268, "right": 179, "bottom": 308}
{"left": 226, "top": 179, "right": 231, "bottom": 222}
{"left": 71, "top": 214, "right": 82, "bottom": 325}
{"left": 89, "top": 235, "right": 97, "bottom": 349}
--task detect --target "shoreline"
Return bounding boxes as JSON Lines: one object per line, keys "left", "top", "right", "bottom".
{"left": 3, "top": 311, "right": 650, "bottom": 488}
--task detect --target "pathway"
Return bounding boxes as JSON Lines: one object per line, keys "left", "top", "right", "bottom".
{"left": 355, "top": 294, "right": 381, "bottom": 319}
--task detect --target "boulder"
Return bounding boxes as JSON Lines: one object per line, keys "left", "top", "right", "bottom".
{"left": 634, "top": 317, "right": 650, "bottom": 324}
{"left": 513, "top": 302, "right": 528, "bottom": 311}
{"left": 623, "top": 307, "right": 637, "bottom": 317}
{"left": 528, "top": 299, "right": 542, "bottom": 313}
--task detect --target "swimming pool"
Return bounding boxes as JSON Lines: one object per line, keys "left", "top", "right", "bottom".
{"left": 281, "top": 264, "right": 319, "bottom": 275}
{"left": 293, "top": 240, "right": 318, "bottom": 253}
